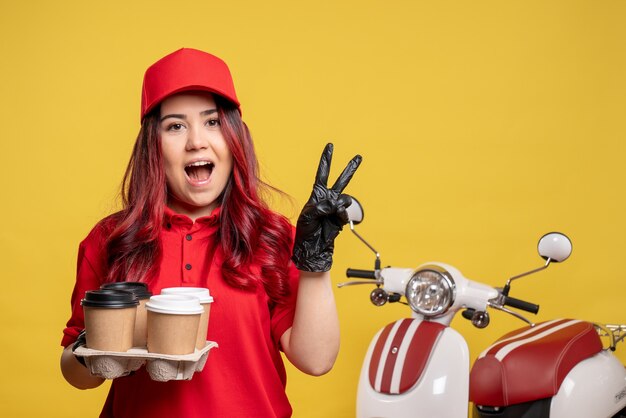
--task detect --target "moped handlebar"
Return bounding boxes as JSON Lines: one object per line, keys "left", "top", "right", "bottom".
{"left": 503, "top": 296, "right": 540, "bottom": 314}
{"left": 346, "top": 268, "right": 377, "bottom": 279}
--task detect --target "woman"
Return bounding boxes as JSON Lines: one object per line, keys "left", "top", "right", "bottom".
{"left": 60, "top": 48, "right": 361, "bottom": 418}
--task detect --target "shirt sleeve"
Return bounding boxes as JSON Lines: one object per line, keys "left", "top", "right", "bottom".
{"left": 269, "top": 261, "right": 300, "bottom": 346}
{"left": 60, "top": 224, "right": 107, "bottom": 347}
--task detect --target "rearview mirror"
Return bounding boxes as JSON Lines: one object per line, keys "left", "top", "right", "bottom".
{"left": 538, "top": 232, "right": 572, "bottom": 263}
{"left": 346, "top": 197, "right": 364, "bottom": 225}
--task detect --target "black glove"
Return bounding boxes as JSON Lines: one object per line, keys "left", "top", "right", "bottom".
{"left": 292, "top": 143, "right": 362, "bottom": 272}
{"left": 72, "top": 330, "right": 87, "bottom": 367}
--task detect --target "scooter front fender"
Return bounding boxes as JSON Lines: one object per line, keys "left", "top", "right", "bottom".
{"left": 357, "top": 319, "right": 470, "bottom": 418}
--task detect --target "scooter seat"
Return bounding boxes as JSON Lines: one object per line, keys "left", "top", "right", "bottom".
{"left": 470, "top": 318, "right": 603, "bottom": 407}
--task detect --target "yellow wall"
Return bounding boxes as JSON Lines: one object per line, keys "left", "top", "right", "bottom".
{"left": 1, "top": 1, "right": 625, "bottom": 416}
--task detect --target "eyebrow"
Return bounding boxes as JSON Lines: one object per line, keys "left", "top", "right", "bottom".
{"left": 160, "top": 108, "right": 218, "bottom": 122}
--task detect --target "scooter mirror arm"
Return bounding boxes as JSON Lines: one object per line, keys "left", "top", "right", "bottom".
{"left": 502, "top": 258, "right": 552, "bottom": 296}
{"left": 349, "top": 220, "right": 382, "bottom": 273}
{"left": 488, "top": 300, "right": 535, "bottom": 327}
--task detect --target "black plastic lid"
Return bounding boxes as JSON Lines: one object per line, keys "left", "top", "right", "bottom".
{"left": 101, "top": 282, "right": 153, "bottom": 299}
{"left": 81, "top": 289, "right": 139, "bottom": 308}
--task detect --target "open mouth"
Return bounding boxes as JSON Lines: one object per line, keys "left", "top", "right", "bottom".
{"left": 184, "top": 161, "right": 214, "bottom": 183}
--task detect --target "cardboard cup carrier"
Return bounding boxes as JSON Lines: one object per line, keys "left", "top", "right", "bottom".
{"left": 161, "top": 287, "right": 214, "bottom": 349}
{"left": 146, "top": 294, "right": 203, "bottom": 355}
{"left": 101, "top": 282, "right": 152, "bottom": 347}
{"left": 81, "top": 289, "right": 139, "bottom": 352}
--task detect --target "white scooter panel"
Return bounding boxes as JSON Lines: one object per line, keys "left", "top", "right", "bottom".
{"left": 550, "top": 350, "right": 626, "bottom": 418}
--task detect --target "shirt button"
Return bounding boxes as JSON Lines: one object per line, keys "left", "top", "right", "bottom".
{"left": 186, "top": 234, "right": 192, "bottom": 241}
{"left": 185, "top": 264, "right": 192, "bottom": 271}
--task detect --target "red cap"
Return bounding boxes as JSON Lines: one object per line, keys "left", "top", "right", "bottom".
{"left": 141, "top": 48, "right": 240, "bottom": 121}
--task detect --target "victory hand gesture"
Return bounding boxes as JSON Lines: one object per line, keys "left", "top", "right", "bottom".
{"left": 292, "top": 143, "right": 362, "bottom": 272}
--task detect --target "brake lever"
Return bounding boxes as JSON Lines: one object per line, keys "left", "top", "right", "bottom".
{"left": 488, "top": 300, "right": 535, "bottom": 327}
{"left": 337, "top": 280, "right": 384, "bottom": 288}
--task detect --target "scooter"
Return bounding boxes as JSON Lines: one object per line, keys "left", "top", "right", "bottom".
{"left": 340, "top": 199, "right": 626, "bottom": 418}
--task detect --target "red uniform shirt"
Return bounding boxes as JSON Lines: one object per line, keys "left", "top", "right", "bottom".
{"left": 62, "top": 207, "right": 299, "bottom": 418}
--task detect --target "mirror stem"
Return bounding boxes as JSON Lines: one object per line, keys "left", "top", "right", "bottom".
{"left": 503, "top": 258, "right": 552, "bottom": 296}
{"left": 349, "top": 221, "right": 381, "bottom": 273}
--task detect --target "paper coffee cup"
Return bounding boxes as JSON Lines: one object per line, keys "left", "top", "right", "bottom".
{"left": 81, "top": 289, "right": 139, "bottom": 352}
{"left": 146, "top": 295, "right": 203, "bottom": 355}
{"left": 101, "top": 282, "right": 153, "bottom": 347}
{"left": 161, "top": 287, "right": 214, "bottom": 349}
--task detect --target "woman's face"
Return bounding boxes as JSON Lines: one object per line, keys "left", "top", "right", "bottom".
{"left": 159, "top": 92, "right": 233, "bottom": 220}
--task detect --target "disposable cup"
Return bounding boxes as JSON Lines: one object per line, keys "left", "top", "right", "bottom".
{"left": 161, "top": 287, "right": 214, "bottom": 349}
{"left": 101, "top": 282, "right": 153, "bottom": 347}
{"left": 81, "top": 289, "right": 139, "bottom": 352}
{"left": 146, "top": 295, "right": 203, "bottom": 355}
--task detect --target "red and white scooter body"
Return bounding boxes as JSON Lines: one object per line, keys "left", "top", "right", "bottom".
{"left": 345, "top": 203, "right": 622, "bottom": 418}
{"left": 357, "top": 264, "right": 497, "bottom": 418}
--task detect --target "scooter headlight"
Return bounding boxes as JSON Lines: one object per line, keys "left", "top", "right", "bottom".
{"left": 405, "top": 267, "right": 455, "bottom": 317}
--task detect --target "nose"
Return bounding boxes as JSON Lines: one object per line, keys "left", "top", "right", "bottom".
{"left": 185, "top": 122, "right": 209, "bottom": 151}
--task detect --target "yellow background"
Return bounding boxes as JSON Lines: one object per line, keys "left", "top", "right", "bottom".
{"left": 1, "top": 1, "right": 625, "bottom": 416}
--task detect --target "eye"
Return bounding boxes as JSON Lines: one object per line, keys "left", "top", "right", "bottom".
{"left": 206, "top": 118, "right": 221, "bottom": 127}
{"left": 167, "top": 123, "right": 185, "bottom": 132}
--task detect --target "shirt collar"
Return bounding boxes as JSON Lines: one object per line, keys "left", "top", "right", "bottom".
{"left": 164, "top": 205, "right": 221, "bottom": 230}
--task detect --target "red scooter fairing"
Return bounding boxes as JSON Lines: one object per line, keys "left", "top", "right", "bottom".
{"left": 368, "top": 319, "right": 445, "bottom": 395}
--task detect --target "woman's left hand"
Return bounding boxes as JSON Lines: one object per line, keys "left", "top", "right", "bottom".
{"left": 292, "top": 143, "right": 362, "bottom": 272}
